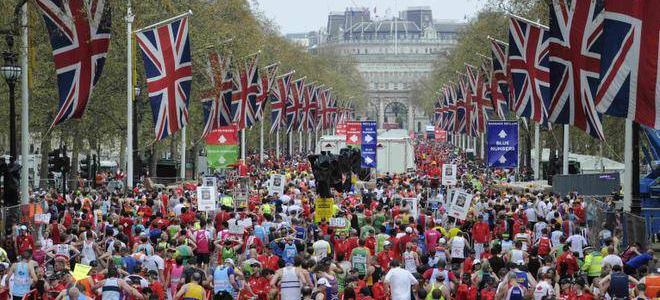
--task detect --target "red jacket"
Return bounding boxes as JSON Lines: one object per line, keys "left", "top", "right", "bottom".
{"left": 471, "top": 222, "right": 490, "bottom": 244}
{"left": 557, "top": 251, "right": 579, "bottom": 275}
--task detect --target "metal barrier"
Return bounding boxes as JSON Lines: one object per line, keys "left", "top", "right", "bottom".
{"left": 584, "top": 197, "right": 649, "bottom": 249}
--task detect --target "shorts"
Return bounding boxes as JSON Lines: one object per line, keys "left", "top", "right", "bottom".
{"left": 215, "top": 291, "right": 234, "bottom": 300}
{"left": 451, "top": 257, "right": 465, "bottom": 265}
{"left": 197, "top": 253, "right": 210, "bottom": 264}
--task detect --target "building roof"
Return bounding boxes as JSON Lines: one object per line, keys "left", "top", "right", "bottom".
{"left": 347, "top": 20, "right": 421, "bottom": 34}
{"left": 433, "top": 22, "right": 463, "bottom": 33}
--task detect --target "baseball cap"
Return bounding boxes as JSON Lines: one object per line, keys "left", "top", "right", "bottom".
{"left": 224, "top": 258, "right": 235, "bottom": 265}
{"left": 405, "top": 227, "right": 413, "bottom": 234}
{"left": 317, "top": 278, "right": 332, "bottom": 287}
{"left": 472, "top": 259, "right": 481, "bottom": 266}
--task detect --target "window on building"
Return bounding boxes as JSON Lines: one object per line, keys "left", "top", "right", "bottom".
{"left": 365, "top": 48, "right": 368, "bottom": 54}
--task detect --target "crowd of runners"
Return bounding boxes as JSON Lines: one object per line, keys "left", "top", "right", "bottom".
{"left": 0, "top": 140, "right": 657, "bottom": 300}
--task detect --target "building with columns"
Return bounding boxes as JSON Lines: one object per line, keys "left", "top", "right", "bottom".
{"left": 305, "top": 7, "right": 462, "bottom": 132}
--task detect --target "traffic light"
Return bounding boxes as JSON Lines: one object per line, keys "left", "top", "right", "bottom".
{"left": 80, "top": 157, "right": 90, "bottom": 179}
{"left": 48, "top": 149, "right": 61, "bottom": 173}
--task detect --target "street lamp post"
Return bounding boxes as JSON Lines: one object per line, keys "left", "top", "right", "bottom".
{"left": 1, "top": 34, "right": 21, "bottom": 163}
{"left": 133, "top": 86, "right": 140, "bottom": 183}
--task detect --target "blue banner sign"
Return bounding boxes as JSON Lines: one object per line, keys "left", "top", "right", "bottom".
{"left": 487, "top": 121, "right": 518, "bottom": 168}
{"left": 361, "top": 121, "right": 377, "bottom": 145}
{"left": 361, "top": 144, "right": 377, "bottom": 168}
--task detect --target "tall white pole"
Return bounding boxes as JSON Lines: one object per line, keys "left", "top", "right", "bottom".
{"left": 562, "top": 124, "right": 569, "bottom": 175}
{"left": 472, "top": 136, "right": 476, "bottom": 151}
{"left": 288, "top": 133, "right": 292, "bottom": 156}
{"left": 180, "top": 127, "right": 186, "bottom": 180}
{"left": 20, "top": 3, "right": 29, "bottom": 204}
{"left": 126, "top": 0, "right": 134, "bottom": 189}
{"left": 298, "top": 131, "right": 302, "bottom": 153}
{"left": 307, "top": 132, "right": 312, "bottom": 152}
{"left": 275, "top": 132, "right": 280, "bottom": 159}
{"left": 480, "top": 133, "right": 484, "bottom": 159}
{"left": 259, "top": 121, "right": 264, "bottom": 163}
{"left": 241, "top": 128, "right": 246, "bottom": 159}
{"left": 623, "top": 119, "right": 633, "bottom": 212}
{"left": 534, "top": 123, "right": 541, "bottom": 180}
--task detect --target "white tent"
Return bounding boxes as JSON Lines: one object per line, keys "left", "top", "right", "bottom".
{"left": 531, "top": 148, "right": 625, "bottom": 175}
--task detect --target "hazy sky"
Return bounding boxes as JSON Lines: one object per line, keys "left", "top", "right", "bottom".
{"left": 252, "top": 0, "right": 486, "bottom": 34}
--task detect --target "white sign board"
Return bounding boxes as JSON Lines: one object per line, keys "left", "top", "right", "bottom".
{"left": 196, "top": 186, "right": 217, "bottom": 212}
{"left": 229, "top": 224, "right": 244, "bottom": 234}
{"left": 329, "top": 218, "right": 346, "bottom": 228}
{"left": 268, "top": 174, "right": 287, "bottom": 196}
{"left": 202, "top": 176, "right": 217, "bottom": 188}
{"left": 34, "top": 213, "right": 51, "bottom": 225}
{"left": 402, "top": 197, "right": 419, "bottom": 218}
{"left": 448, "top": 190, "right": 473, "bottom": 220}
{"left": 441, "top": 164, "right": 457, "bottom": 186}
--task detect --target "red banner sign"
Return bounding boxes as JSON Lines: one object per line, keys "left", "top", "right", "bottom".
{"left": 205, "top": 124, "right": 238, "bottom": 145}
{"left": 346, "top": 122, "right": 362, "bottom": 145}
{"left": 435, "top": 127, "right": 447, "bottom": 142}
{"left": 336, "top": 123, "right": 347, "bottom": 136}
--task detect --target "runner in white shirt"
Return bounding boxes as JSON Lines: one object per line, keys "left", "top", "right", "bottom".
{"left": 312, "top": 239, "right": 331, "bottom": 261}
{"left": 566, "top": 233, "right": 588, "bottom": 258}
{"left": 384, "top": 260, "right": 419, "bottom": 300}
{"left": 533, "top": 273, "right": 558, "bottom": 300}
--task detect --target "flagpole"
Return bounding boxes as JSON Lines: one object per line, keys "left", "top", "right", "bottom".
{"left": 298, "top": 131, "right": 302, "bottom": 153}
{"left": 181, "top": 127, "right": 186, "bottom": 181}
{"left": 288, "top": 132, "right": 292, "bottom": 156}
{"left": 126, "top": 0, "right": 135, "bottom": 189}
{"left": 276, "top": 132, "right": 280, "bottom": 159}
{"left": 241, "top": 128, "right": 246, "bottom": 159}
{"left": 480, "top": 133, "right": 485, "bottom": 159}
{"left": 534, "top": 123, "right": 541, "bottom": 180}
{"left": 623, "top": 119, "right": 633, "bottom": 212}
{"left": 307, "top": 131, "right": 311, "bottom": 153}
{"left": 562, "top": 124, "right": 569, "bottom": 175}
{"left": 20, "top": 3, "right": 29, "bottom": 204}
{"left": 504, "top": 11, "right": 549, "bottom": 30}
{"left": 259, "top": 120, "right": 264, "bottom": 163}
{"left": 134, "top": 10, "right": 193, "bottom": 33}
{"left": 486, "top": 36, "right": 509, "bottom": 46}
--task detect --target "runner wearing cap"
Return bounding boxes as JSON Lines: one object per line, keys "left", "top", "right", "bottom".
{"left": 211, "top": 258, "right": 239, "bottom": 300}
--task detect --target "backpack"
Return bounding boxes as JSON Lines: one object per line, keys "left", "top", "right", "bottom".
{"left": 538, "top": 237, "right": 551, "bottom": 256}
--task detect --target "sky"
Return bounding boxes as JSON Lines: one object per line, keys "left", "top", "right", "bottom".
{"left": 252, "top": 0, "right": 486, "bottom": 34}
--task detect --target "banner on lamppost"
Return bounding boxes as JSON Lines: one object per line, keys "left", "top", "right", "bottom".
{"left": 435, "top": 127, "right": 447, "bottom": 142}
{"left": 206, "top": 124, "right": 239, "bottom": 169}
{"left": 346, "top": 121, "right": 362, "bottom": 145}
{"left": 487, "top": 121, "right": 518, "bottom": 168}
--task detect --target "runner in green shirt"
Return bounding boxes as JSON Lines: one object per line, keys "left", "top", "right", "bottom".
{"left": 350, "top": 239, "right": 371, "bottom": 277}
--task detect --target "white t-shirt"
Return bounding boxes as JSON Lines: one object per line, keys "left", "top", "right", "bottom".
{"left": 551, "top": 230, "right": 564, "bottom": 247}
{"left": 385, "top": 267, "right": 418, "bottom": 300}
{"left": 525, "top": 207, "right": 538, "bottom": 223}
{"left": 602, "top": 254, "right": 623, "bottom": 267}
{"left": 566, "top": 234, "right": 588, "bottom": 257}
{"left": 450, "top": 237, "right": 466, "bottom": 259}
{"left": 533, "top": 280, "right": 555, "bottom": 300}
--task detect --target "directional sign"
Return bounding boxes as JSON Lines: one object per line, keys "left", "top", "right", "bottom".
{"left": 207, "top": 145, "right": 238, "bottom": 169}
{"left": 346, "top": 122, "right": 362, "bottom": 145}
{"left": 361, "top": 144, "right": 377, "bottom": 168}
{"left": 435, "top": 127, "right": 447, "bottom": 142}
{"left": 487, "top": 121, "right": 518, "bottom": 168}
{"left": 206, "top": 124, "right": 238, "bottom": 145}
{"left": 336, "top": 123, "right": 347, "bottom": 136}
{"left": 321, "top": 142, "right": 335, "bottom": 151}
{"left": 361, "top": 121, "right": 377, "bottom": 145}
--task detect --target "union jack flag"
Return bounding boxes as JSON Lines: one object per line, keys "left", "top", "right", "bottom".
{"left": 328, "top": 93, "right": 339, "bottom": 128}
{"left": 231, "top": 54, "right": 260, "bottom": 129}
{"left": 286, "top": 77, "right": 305, "bottom": 133}
{"left": 36, "top": 0, "right": 112, "bottom": 132}
{"left": 136, "top": 15, "right": 192, "bottom": 141}
{"left": 255, "top": 64, "right": 279, "bottom": 122}
{"left": 489, "top": 39, "right": 510, "bottom": 118}
{"left": 434, "top": 95, "right": 443, "bottom": 126}
{"left": 317, "top": 88, "right": 329, "bottom": 131}
{"left": 548, "top": 0, "right": 605, "bottom": 140}
{"left": 476, "top": 65, "right": 494, "bottom": 133}
{"left": 508, "top": 17, "right": 551, "bottom": 125}
{"left": 595, "top": 0, "right": 660, "bottom": 129}
{"left": 298, "top": 82, "right": 316, "bottom": 131}
{"left": 201, "top": 51, "right": 232, "bottom": 138}
{"left": 306, "top": 84, "right": 319, "bottom": 131}
{"left": 465, "top": 66, "right": 479, "bottom": 137}
{"left": 270, "top": 72, "right": 292, "bottom": 133}
{"left": 455, "top": 79, "right": 468, "bottom": 134}
{"left": 444, "top": 84, "right": 457, "bottom": 132}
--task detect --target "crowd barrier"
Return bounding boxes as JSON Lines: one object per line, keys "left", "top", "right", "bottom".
{"left": 584, "top": 197, "right": 649, "bottom": 249}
